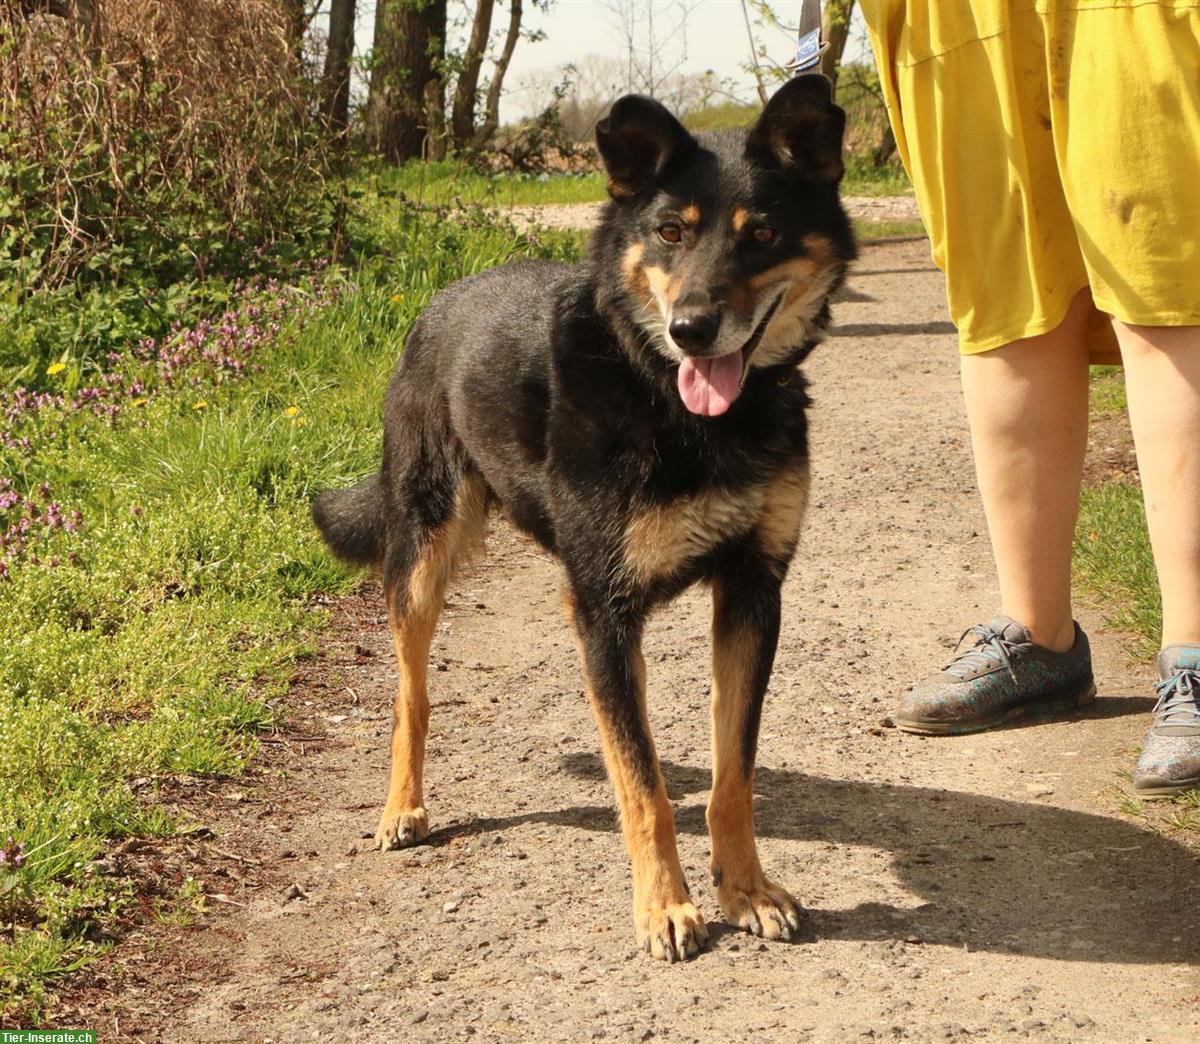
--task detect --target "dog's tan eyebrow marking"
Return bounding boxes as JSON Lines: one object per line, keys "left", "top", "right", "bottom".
{"left": 680, "top": 203, "right": 701, "bottom": 226}
{"left": 731, "top": 207, "right": 749, "bottom": 233}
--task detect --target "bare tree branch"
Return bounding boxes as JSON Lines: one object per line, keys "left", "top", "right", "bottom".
{"left": 470, "top": 0, "right": 521, "bottom": 150}
{"left": 451, "top": 0, "right": 495, "bottom": 149}
{"left": 739, "top": 0, "right": 768, "bottom": 105}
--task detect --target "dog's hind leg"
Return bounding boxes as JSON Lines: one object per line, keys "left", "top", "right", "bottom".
{"left": 706, "top": 549, "right": 805, "bottom": 941}
{"left": 375, "top": 470, "right": 489, "bottom": 851}
{"left": 565, "top": 592, "right": 709, "bottom": 962}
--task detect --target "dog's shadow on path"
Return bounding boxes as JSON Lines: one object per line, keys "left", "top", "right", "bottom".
{"left": 443, "top": 745, "right": 1200, "bottom": 967}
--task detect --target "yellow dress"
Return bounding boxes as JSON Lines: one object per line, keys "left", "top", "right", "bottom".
{"left": 860, "top": 0, "right": 1200, "bottom": 361}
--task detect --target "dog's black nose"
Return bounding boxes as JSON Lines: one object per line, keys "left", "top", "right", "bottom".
{"left": 669, "top": 310, "right": 721, "bottom": 353}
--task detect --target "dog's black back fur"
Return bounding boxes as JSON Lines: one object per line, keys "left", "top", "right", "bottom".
{"left": 313, "top": 76, "right": 857, "bottom": 962}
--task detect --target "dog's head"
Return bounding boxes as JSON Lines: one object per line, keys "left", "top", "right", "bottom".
{"left": 594, "top": 77, "right": 855, "bottom": 417}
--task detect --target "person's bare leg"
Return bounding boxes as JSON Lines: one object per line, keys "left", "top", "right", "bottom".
{"left": 1119, "top": 322, "right": 1200, "bottom": 794}
{"left": 959, "top": 288, "right": 1094, "bottom": 651}
{"left": 1113, "top": 322, "right": 1200, "bottom": 646}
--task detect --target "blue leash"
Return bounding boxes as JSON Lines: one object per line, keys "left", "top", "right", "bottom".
{"left": 788, "top": 0, "right": 828, "bottom": 75}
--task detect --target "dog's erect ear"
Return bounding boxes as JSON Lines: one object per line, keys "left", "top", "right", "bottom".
{"left": 596, "top": 95, "right": 697, "bottom": 199}
{"left": 745, "top": 75, "right": 846, "bottom": 185}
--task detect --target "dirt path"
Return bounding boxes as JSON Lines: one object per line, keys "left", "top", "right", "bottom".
{"left": 67, "top": 240, "right": 1200, "bottom": 1042}
{"left": 505, "top": 196, "right": 920, "bottom": 232}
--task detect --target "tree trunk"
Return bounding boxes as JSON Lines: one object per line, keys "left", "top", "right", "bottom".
{"left": 322, "top": 0, "right": 356, "bottom": 131}
{"left": 450, "top": 0, "right": 494, "bottom": 150}
{"left": 873, "top": 122, "right": 897, "bottom": 167}
{"left": 368, "top": 0, "right": 447, "bottom": 163}
{"left": 469, "top": 0, "right": 521, "bottom": 150}
{"left": 820, "top": 0, "right": 855, "bottom": 89}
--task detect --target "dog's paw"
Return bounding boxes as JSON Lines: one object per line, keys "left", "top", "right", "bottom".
{"left": 375, "top": 806, "right": 429, "bottom": 851}
{"left": 717, "top": 877, "right": 805, "bottom": 941}
{"left": 636, "top": 901, "right": 709, "bottom": 962}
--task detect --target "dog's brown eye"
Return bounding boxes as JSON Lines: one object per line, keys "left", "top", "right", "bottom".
{"left": 753, "top": 226, "right": 776, "bottom": 244}
{"left": 657, "top": 223, "right": 683, "bottom": 244}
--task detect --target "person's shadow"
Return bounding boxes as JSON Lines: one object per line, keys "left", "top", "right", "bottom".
{"left": 441, "top": 747, "right": 1200, "bottom": 966}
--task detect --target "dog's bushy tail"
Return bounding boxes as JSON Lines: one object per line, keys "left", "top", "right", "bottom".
{"left": 312, "top": 474, "right": 385, "bottom": 567}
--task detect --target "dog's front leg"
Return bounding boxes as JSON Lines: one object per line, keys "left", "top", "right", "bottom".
{"left": 707, "top": 556, "right": 805, "bottom": 941}
{"left": 568, "top": 595, "right": 708, "bottom": 962}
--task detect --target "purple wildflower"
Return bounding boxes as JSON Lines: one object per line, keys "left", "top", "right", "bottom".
{"left": 0, "top": 836, "right": 24, "bottom": 868}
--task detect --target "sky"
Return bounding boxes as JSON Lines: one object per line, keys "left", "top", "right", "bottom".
{"left": 347, "top": 1, "right": 872, "bottom": 122}
{"left": 501, "top": 1, "right": 799, "bottom": 118}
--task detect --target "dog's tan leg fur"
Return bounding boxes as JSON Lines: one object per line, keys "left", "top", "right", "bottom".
{"left": 589, "top": 656, "right": 706, "bottom": 960}
{"left": 707, "top": 580, "right": 804, "bottom": 940}
{"left": 376, "top": 476, "right": 488, "bottom": 850}
{"left": 564, "top": 593, "right": 708, "bottom": 961}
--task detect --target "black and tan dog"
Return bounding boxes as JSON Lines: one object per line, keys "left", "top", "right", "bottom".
{"left": 313, "top": 76, "right": 855, "bottom": 962}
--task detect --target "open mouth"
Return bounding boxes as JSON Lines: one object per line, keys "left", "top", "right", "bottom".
{"left": 675, "top": 293, "right": 784, "bottom": 417}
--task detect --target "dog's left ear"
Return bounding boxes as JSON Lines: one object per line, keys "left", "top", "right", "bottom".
{"left": 596, "top": 95, "right": 697, "bottom": 199}
{"left": 745, "top": 75, "right": 846, "bottom": 185}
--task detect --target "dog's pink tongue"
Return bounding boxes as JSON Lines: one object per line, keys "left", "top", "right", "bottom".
{"left": 677, "top": 351, "right": 743, "bottom": 417}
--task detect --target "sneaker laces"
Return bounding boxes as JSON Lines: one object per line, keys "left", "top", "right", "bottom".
{"left": 1153, "top": 668, "right": 1200, "bottom": 727}
{"left": 943, "top": 623, "right": 1025, "bottom": 683}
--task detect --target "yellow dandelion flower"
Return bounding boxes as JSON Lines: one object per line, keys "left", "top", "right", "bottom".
{"left": 283, "top": 405, "right": 300, "bottom": 417}
{"left": 46, "top": 362, "right": 66, "bottom": 375}
{"left": 132, "top": 397, "right": 149, "bottom": 407}
{"left": 391, "top": 293, "right": 404, "bottom": 303}
{"left": 192, "top": 400, "right": 208, "bottom": 411}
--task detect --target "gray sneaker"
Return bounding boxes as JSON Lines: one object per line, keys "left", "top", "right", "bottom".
{"left": 1133, "top": 646, "right": 1200, "bottom": 797}
{"left": 895, "top": 616, "right": 1096, "bottom": 735}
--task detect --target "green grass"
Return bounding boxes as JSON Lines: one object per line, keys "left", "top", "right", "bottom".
{"left": 0, "top": 197, "right": 579, "bottom": 1021}
{"left": 1074, "top": 482, "right": 1159, "bottom": 658}
{"left": 1090, "top": 364, "right": 1128, "bottom": 419}
{"left": 854, "top": 218, "right": 925, "bottom": 240}
{"left": 843, "top": 154, "right": 913, "bottom": 197}
{"left": 1110, "top": 784, "right": 1200, "bottom": 842}
{"left": 1074, "top": 366, "right": 1154, "bottom": 656}
{"left": 380, "top": 160, "right": 607, "bottom": 207}
{"left": 379, "top": 151, "right": 912, "bottom": 211}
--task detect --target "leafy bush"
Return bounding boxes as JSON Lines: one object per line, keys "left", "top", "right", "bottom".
{"left": 0, "top": 2, "right": 338, "bottom": 383}
{"left": 486, "top": 100, "right": 598, "bottom": 175}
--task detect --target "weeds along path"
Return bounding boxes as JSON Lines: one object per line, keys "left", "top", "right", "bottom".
{"left": 71, "top": 240, "right": 1199, "bottom": 1042}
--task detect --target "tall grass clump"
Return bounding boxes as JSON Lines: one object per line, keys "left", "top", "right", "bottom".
{"left": 0, "top": 1, "right": 337, "bottom": 385}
